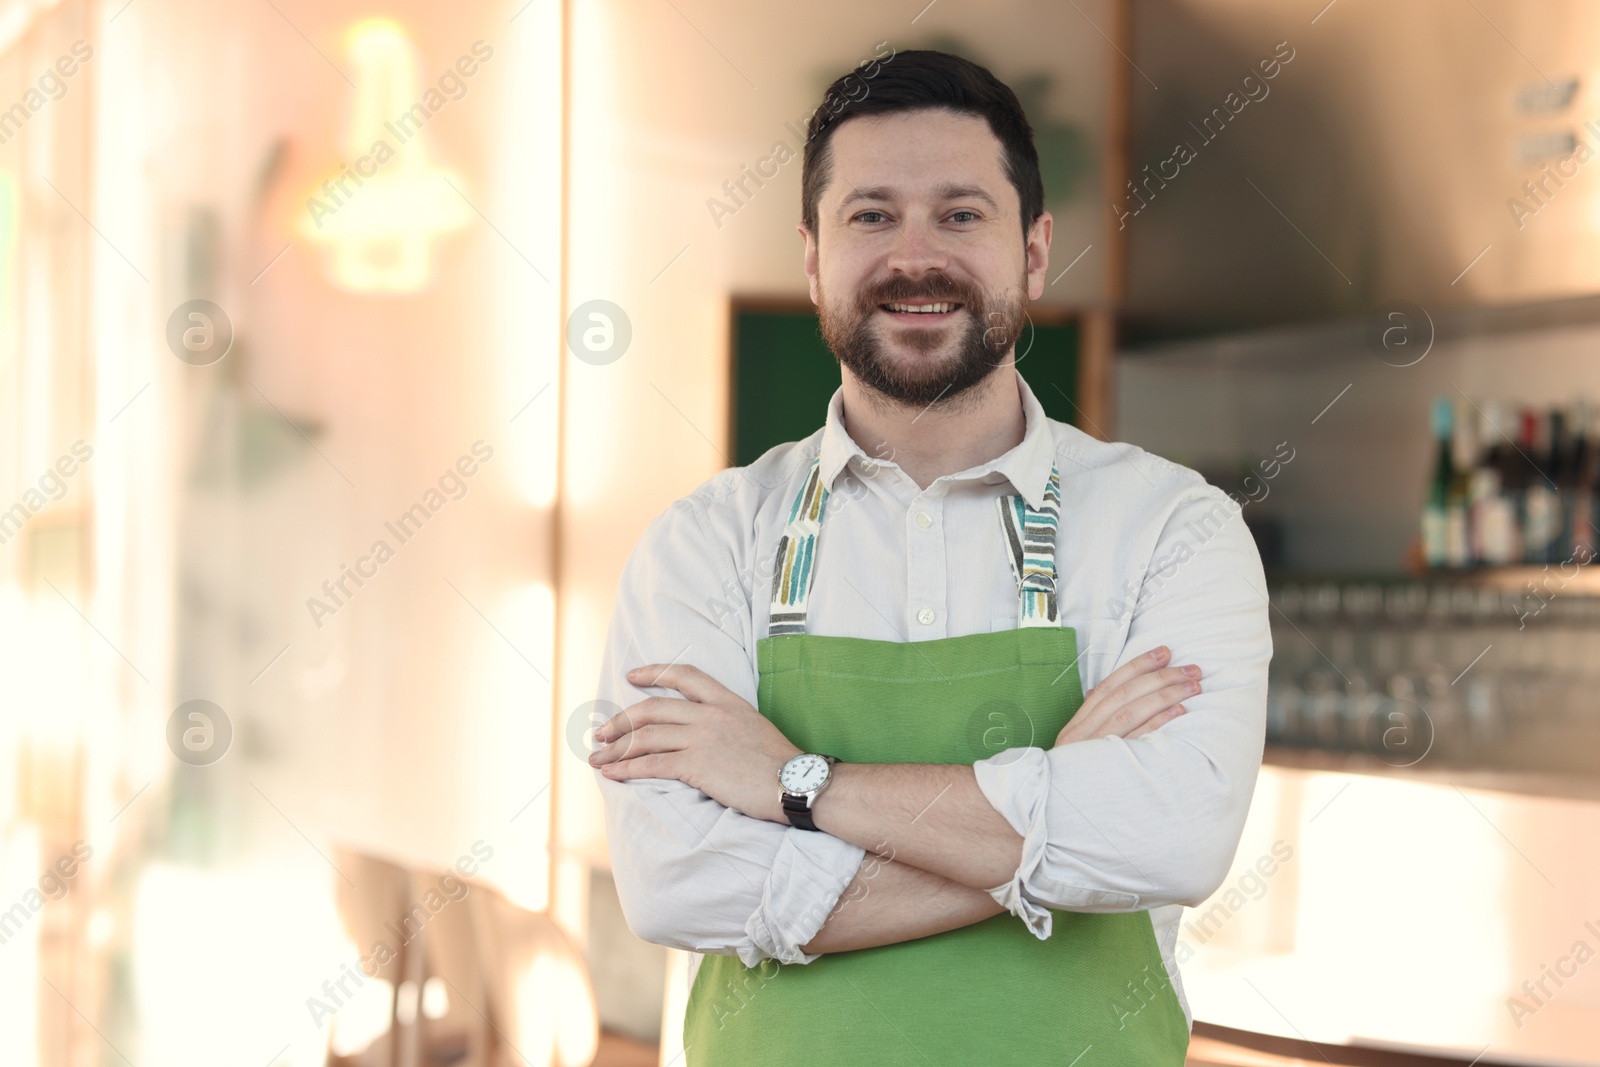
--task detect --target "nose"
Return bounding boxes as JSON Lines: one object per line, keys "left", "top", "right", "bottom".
{"left": 883, "top": 215, "right": 950, "bottom": 281}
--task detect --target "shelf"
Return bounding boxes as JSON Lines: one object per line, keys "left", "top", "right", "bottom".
{"left": 1268, "top": 565, "right": 1600, "bottom": 592}
{"left": 1263, "top": 744, "right": 1600, "bottom": 803}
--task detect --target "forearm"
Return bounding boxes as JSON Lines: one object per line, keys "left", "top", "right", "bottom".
{"left": 806, "top": 762, "right": 1024, "bottom": 891}
{"left": 799, "top": 854, "right": 1005, "bottom": 955}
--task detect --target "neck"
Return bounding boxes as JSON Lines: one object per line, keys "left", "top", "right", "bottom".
{"left": 839, "top": 362, "right": 1025, "bottom": 490}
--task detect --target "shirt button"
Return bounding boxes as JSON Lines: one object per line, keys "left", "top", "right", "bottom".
{"left": 915, "top": 511, "right": 933, "bottom": 528}
{"left": 917, "top": 607, "right": 935, "bottom": 625}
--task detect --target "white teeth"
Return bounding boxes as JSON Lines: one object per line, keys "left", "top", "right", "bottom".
{"left": 885, "top": 302, "right": 957, "bottom": 314}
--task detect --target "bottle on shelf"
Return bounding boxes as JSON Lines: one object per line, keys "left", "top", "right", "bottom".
{"left": 1497, "top": 405, "right": 1529, "bottom": 565}
{"left": 1522, "top": 407, "right": 1561, "bottom": 565}
{"left": 1422, "top": 396, "right": 1453, "bottom": 569}
{"left": 1471, "top": 401, "right": 1519, "bottom": 565}
{"left": 1446, "top": 395, "right": 1475, "bottom": 567}
{"left": 1550, "top": 405, "right": 1572, "bottom": 562}
{"left": 1420, "top": 396, "right": 1600, "bottom": 569}
{"left": 1568, "top": 398, "right": 1594, "bottom": 562}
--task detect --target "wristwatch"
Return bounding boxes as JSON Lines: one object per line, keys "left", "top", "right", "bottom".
{"left": 778, "top": 753, "right": 839, "bottom": 831}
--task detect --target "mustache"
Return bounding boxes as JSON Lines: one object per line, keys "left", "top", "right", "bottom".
{"left": 862, "top": 280, "right": 975, "bottom": 306}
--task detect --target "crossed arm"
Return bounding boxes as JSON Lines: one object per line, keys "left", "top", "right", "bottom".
{"left": 800, "top": 848, "right": 1007, "bottom": 955}
{"left": 592, "top": 483, "right": 1269, "bottom": 964}
{"left": 597, "top": 646, "right": 1203, "bottom": 955}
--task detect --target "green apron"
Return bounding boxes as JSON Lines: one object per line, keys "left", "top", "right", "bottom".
{"left": 682, "top": 456, "right": 1190, "bottom": 1065}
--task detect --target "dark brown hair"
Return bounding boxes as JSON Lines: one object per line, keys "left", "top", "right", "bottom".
{"left": 800, "top": 49, "right": 1045, "bottom": 239}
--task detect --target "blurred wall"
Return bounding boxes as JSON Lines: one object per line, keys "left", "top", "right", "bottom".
{"left": 142, "top": 0, "right": 560, "bottom": 894}
{"left": 85, "top": 0, "right": 560, "bottom": 991}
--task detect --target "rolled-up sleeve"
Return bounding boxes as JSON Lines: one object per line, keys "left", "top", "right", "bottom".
{"left": 972, "top": 476, "right": 1272, "bottom": 939}
{"left": 593, "top": 495, "right": 867, "bottom": 967}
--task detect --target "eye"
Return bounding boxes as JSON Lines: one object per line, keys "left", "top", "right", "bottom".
{"left": 853, "top": 210, "right": 888, "bottom": 224}
{"left": 949, "top": 210, "right": 979, "bottom": 223}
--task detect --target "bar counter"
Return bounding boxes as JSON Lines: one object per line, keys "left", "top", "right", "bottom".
{"left": 1179, "top": 745, "right": 1600, "bottom": 1065}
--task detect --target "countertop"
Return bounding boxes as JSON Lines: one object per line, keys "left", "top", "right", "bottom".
{"left": 1179, "top": 747, "right": 1600, "bottom": 1065}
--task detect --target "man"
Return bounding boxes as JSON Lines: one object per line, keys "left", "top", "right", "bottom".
{"left": 589, "top": 49, "right": 1271, "bottom": 1065}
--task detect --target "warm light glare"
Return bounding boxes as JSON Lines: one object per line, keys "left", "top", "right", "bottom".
{"left": 1295, "top": 773, "right": 1510, "bottom": 1037}
{"left": 327, "top": 952, "right": 394, "bottom": 1057}
{"left": 0, "top": 0, "right": 64, "bottom": 56}
{"left": 562, "top": 0, "right": 621, "bottom": 508}
{"left": 133, "top": 862, "right": 348, "bottom": 1067}
{"left": 421, "top": 974, "right": 449, "bottom": 1018}
{"left": 514, "top": 951, "right": 600, "bottom": 1067}
{"left": 483, "top": 580, "right": 557, "bottom": 914}
{"left": 298, "top": 18, "right": 471, "bottom": 293}
{"left": 0, "top": 824, "right": 42, "bottom": 1067}
{"left": 499, "top": 0, "right": 563, "bottom": 507}
{"left": 0, "top": 171, "right": 16, "bottom": 398}
{"left": 1182, "top": 767, "right": 1515, "bottom": 1049}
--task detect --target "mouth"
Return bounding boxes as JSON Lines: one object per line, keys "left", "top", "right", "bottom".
{"left": 878, "top": 300, "right": 963, "bottom": 323}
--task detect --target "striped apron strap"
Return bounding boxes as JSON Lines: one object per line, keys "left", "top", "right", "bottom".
{"left": 767, "top": 456, "right": 829, "bottom": 637}
{"left": 766, "top": 454, "right": 1062, "bottom": 636}
{"left": 996, "top": 459, "right": 1062, "bottom": 627}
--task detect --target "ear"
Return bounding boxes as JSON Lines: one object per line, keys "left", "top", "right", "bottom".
{"left": 1025, "top": 210, "right": 1053, "bottom": 301}
{"left": 798, "top": 223, "right": 820, "bottom": 306}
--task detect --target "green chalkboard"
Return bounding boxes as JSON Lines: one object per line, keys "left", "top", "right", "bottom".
{"left": 731, "top": 304, "right": 1079, "bottom": 467}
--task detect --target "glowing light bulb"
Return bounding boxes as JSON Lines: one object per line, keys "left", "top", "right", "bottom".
{"left": 298, "top": 18, "right": 472, "bottom": 292}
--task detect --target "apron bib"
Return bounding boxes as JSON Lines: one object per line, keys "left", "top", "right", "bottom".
{"left": 682, "top": 457, "right": 1190, "bottom": 1065}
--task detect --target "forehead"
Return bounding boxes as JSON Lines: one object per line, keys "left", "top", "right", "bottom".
{"left": 821, "top": 108, "right": 1013, "bottom": 207}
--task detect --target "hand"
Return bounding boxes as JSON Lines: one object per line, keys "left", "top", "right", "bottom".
{"left": 1056, "top": 645, "right": 1200, "bottom": 746}
{"left": 588, "top": 663, "right": 802, "bottom": 823}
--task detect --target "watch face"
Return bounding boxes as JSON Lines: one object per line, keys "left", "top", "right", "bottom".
{"left": 780, "top": 754, "right": 829, "bottom": 792}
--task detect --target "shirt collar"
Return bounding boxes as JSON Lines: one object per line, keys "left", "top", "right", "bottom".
{"left": 817, "top": 368, "right": 1057, "bottom": 510}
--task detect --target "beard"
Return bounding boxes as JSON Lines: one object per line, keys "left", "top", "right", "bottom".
{"left": 817, "top": 267, "right": 1029, "bottom": 409}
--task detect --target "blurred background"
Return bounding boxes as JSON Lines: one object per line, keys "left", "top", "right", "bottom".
{"left": 1, "top": 0, "right": 1598, "bottom": 1064}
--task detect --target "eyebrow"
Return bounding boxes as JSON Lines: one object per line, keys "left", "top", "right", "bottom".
{"left": 835, "top": 182, "right": 1001, "bottom": 216}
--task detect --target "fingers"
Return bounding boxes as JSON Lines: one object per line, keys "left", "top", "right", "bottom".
{"left": 1081, "top": 646, "right": 1196, "bottom": 713}
{"left": 594, "top": 707, "right": 635, "bottom": 744}
{"left": 1060, "top": 645, "right": 1204, "bottom": 744}
{"left": 1079, "top": 645, "right": 1178, "bottom": 713}
{"left": 599, "top": 663, "right": 740, "bottom": 775}
{"left": 1100, "top": 676, "right": 1200, "bottom": 736}
{"left": 598, "top": 751, "right": 669, "bottom": 780}
{"left": 600, "top": 693, "right": 695, "bottom": 744}
{"left": 1075, "top": 667, "right": 1199, "bottom": 735}
{"left": 628, "top": 662, "right": 727, "bottom": 703}
{"left": 1083, "top": 665, "right": 1199, "bottom": 718}
{"left": 1125, "top": 704, "right": 1186, "bottom": 740}
{"left": 591, "top": 722, "right": 684, "bottom": 767}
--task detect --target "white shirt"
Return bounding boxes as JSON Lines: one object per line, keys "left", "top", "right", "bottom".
{"left": 592, "top": 368, "right": 1272, "bottom": 1027}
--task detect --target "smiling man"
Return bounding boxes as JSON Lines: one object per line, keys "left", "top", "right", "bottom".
{"left": 590, "top": 49, "right": 1272, "bottom": 1065}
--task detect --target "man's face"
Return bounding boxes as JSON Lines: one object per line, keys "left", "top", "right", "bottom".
{"left": 801, "top": 108, "right": 1051, "bottom": 409}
